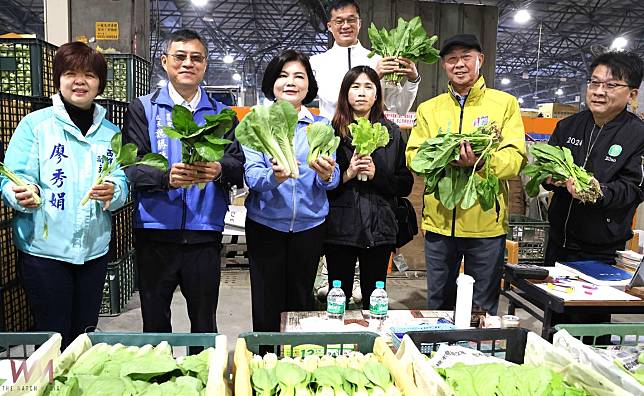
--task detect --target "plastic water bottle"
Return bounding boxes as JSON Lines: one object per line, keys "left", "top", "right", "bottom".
{"left": 326, "top": 280, "right": 346, "bottom": 321}
{"left": 369, "top": 281, "right": 388, "bottom": 320}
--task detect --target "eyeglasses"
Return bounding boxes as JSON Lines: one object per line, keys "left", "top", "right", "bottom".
{"left": 165, "top": 52, "right": 206, "bottom": 64}
{"left": 586, "top": 79, "right": 631, "bottom": 91}
{"left": 330, "top": 17, "right": 360, "bottom": 26}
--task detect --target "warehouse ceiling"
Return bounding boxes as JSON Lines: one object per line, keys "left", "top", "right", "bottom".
{"left": 2, "top": 0, "right": 643, "bottom": 109}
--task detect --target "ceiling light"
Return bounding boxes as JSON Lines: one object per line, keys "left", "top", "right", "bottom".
{"left": 518, "top": 97, "right": 524, "bottom": 104}
{"left": 191, "top": 0, "right": 208, "bottom": 6}
{"left": 514, "top": 9, "right": 531, "bottom": 24}
{"left": 522, "top": 72, "right": 529, "bottom": 80}
{"left": 202, "top": 16, "right": 214, "bottom": 22}
{"left": 610, "top": 36, "right": 628, "bottom": 51}
{"left": 501, "top": 78, "right": 511, "bottom": 85}
{"left": 232, "top": 72, "right": 242, "bottom": 81}
{"left": 555, "top": 88, "right": 564, "bottom": 96}
{"left": 223, "top": 54, "right": 234, "bottom": 64}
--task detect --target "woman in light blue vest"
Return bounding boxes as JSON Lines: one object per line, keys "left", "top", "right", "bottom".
{"left": 242, "top": 50, "right": 340, "bottom": 332}
{"left": 0, "top": 42, "right": 128, "bottom": 347}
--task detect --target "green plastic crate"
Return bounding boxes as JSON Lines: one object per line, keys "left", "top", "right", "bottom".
{"left": 554, "top": 323, "right": 644, "bottom": 347}
{"left": 0, "top": 38, "right": 57, "bottom": 97}
{"left": 0, "top": 332, "right": 54, "bottom": 359}
{"left": 102, "top": 54, "right": 150, "bottom": 102}
{"left": 239, "top": 331, "right": 378, "bottom": 357}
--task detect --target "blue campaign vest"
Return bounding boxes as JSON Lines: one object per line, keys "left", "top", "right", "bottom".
{"left": 135, "top": 86, "right": 229, "bottom": 231}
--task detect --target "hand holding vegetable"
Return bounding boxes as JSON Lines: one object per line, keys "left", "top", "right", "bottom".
{"left": 89, "top": 182, "right": 114, "bottom": 211}
{"left": 376, "top": 57, "right": 418, "bottom": 81}
{"left": 193, "top": 161, "right": 222, "bottom": 184}
{"left": 271, "top": 159, "right": 291, "bottom": 183}
{"left": 1, "top": 161, "right": 42, "bottom": 206}
{"left": 12, "top": 184, "right": 40, "bottom": 209}
{"left": 169, "top": 162, "right": 197, "bottom": 188}
{"left": 310, "top": 155, "right": 336, "bottom": 183}
{"left": 453, "top": 141, "right": 485, "bottom": 169}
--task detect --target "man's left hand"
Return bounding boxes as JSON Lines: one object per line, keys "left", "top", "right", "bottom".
{"left": 565, "top": 179, "right": 581, "bottom": 200}
{"left": 452, "top": 141, "right": 484, "bottom": 168}
{"left": 193, "top": 161, "right": 222, "bottom": 184}
{"left": 394, "top": 57, "right": 419, "bottom": 81}
{"left": 310, "top": 155, "right": 336, "bottom": 182}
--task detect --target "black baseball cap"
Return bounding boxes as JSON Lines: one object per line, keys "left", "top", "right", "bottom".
{"left": 439, "top": 34, "right": 483, "bottom": 57}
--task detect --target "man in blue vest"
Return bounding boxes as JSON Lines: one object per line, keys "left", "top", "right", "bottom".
{"left": 122, "top": 29, "right": 243, "bottom": 337}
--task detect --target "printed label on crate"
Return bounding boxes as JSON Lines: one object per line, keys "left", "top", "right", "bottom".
{"left": 282, "top": 344, "right": 357, "bottom": 357}
{"left": 96, "top": 22, "right": 119, "bottom": 40}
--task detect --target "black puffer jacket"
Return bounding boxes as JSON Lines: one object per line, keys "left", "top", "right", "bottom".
{"left": 546, "top": 109, "right": 644, "bottom": 254}
{"left": 325, "top": 118, "right": 414, "bottom": 248}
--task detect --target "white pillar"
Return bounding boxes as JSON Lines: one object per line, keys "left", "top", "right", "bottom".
{"left": 44, "top": 0, "right": 70, "bottom": 46}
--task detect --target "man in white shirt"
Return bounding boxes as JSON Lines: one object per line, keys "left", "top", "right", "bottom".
{"left": 310, "top": 0, "right": 421, "bottom": 119}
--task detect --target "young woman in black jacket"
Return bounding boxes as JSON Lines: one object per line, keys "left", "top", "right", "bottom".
{"left": 325, "top": 66, "right": 414, "bottom": 308}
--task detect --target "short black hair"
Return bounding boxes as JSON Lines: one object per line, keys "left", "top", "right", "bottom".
{"left": 589, "top": 51, "right": 643, "bottom": 88}
{"left": 54, "top": 42, "right": 107, "bottom": 94}
{"left": 261, "top": 50, "right": 318, "bottom": 105}
{"left": 328, "top": 0, "right": 360, "bottom": 19}
{"left": 165, "top": 29, "right": 208, "bottom": 57}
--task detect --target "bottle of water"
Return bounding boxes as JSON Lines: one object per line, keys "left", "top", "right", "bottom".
{"left": 369, "top": 281, "right": 388, "bottom": 320}
{"left": 326, "top": 280, "right": 346, "bottom": 321}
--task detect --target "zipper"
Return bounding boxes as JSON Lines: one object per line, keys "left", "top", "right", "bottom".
{"left": 562, "top": 198, "right": 573, "bottom": 248}
{"left": 639, "top": 156, "right": 643, "bottom": 187}
{"left": 289, "top": 179, "right": 297, "bottom": 232}
{"left": 452, "top": 95, "right": 467, "bottom": 237}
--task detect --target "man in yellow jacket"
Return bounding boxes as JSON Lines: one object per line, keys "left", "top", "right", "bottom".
{"left": 406, "top": 34, "right": 526, "bottom": 314}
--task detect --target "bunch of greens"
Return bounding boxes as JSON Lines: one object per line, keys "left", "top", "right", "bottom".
{"left": 437, "top": 362, "right": 587, "bottom": 395}
{"left": 350, "top": 118, "right": 389, "bottom": 181}
{"left": 249, "top": 351, "right": 402, "bottom": 396}
{"left": 44, "top": 341, "right": 213, "bottom": 395}
{"left": 411, "top": 124, "right": 502, "bottom": 211}
{"left": 0, "top": 161, "right": 41, "bottom": 206}
{"left": 367, "top": 16, "right": 440, "bottom": 84}
{"left": 306, "top": 122, "right": 340, "bottom": 164}
{"left": 162, "top": 105, "right": 235, "bottom": 164}
{"left": 236, "top": 100, "right": 300, "bottom": 178}
{"left": 523, "top": 143, "right": 602, "bottom": 203}
{"left": 81, "top": 133, "right": 168, "bottom": 205}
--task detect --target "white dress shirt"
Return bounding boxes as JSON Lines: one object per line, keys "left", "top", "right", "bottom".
{"left": 168, "top": 82, "right": 201, "bottom": 111}
{"left": 310, "top": 41, "right": 420, "bottom": 119}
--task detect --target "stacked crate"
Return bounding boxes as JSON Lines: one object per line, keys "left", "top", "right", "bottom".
{"left": 0, "top": 39, "right": 58, "bottom": 97}
{"left": 102, "top": 54, "right": 151, "bottom": 102}
{"left": 0, "top": 94, "right": 51, "bottom": 331}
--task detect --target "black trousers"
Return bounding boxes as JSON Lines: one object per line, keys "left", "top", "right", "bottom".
{"left": 325, "top": 244, "right": 393, "bottom": 310}
{"left": 18, "top": 252, "right": 108, "bottom": 348}
{"left": 136, "top": 233, "right": 222, "bottom": 334}
{"left": 246, "top": 219, "right": 325, "bottom": 332}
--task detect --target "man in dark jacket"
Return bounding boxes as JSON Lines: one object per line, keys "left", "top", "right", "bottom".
{"left": 544, "top": 51, "right": 644, "bottom": 266}
{"left": 122, "top": 29, "right": 243, "bottom": 337}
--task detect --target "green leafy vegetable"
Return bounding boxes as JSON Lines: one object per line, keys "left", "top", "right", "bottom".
{"left": 236, "top": 100, "right": 300, "bottom": 178}
{"left": 0, "top": 161, "right": 41, "bottom": 205}
{"left": 306, "top": 122, "right": 340, "bottom": 164}
{"left": 523, "top": 143, "right": 602, "bottom": 203}
{"left": 350, "top": 118, "right": 389, "bottom": 181}
{"left": 81, "top": 133, "right": 168, "bottom": 205}
{"left": 367, "top": 16, "right": 440, "bottom": 84}
{"left": 410, "top": 124, "right": 502, "bottom": 211}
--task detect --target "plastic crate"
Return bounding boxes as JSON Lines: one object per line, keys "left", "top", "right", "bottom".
{"left": 554, "top": 323, "right": 644, "bottom": 347}
{"left": 108, "top": 200, "right": 134, "bottom": 261}
{"left": 102, "top": 54, "right": 150, "bottom": 102}
{"left": 0, "top": 279, "right": 34, "bottom": 332}
{"left": 0, "top": 93, "right": 52, "bottom": 161}
{"left": 238, "top": 331, "right": 378, "bottom": 357}
{"left": 406, "top": 328, "right": 529, "bottom": 364}
{"left": 0, "top": 225, "right": 18, "bottom": 287}
{"left": 99, "top": 249, "right": 136, "bottom": 316}
{"left": 0, "top": 332, "right": 54, "bottom": 359}
{"left": 0, "top": 38, "right": 58, "bottom": 97}
{"left": 96, "top": 98, "right": 129, "bottom": 129}
{"left": 507, "top": 214, "right": 549, "bottom": 263}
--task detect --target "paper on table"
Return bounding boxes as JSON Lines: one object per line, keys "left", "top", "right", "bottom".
{"left": 535, "top": 281, "right": 640, "bottom": 301}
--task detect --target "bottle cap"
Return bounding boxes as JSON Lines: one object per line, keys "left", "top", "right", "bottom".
{"left": 375, "top": 281, "right": 384, "bottom": 289}
{"left": 332, "top": 280, "right": 341, "bottom": 288}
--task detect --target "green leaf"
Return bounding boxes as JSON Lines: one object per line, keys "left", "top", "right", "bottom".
{"left": 110, "top": 133, "right": 122, "bottom": 158}
{"left": 194, "top": 141, "right": 225, "bottom": 162}
{"left": 162, "top": 126, "right": 185, "bottom": 140}
{"left": 117, "top": 143, "right": 138, "bottom": 165}
{"left": 171, "top": 104, "right": 199, "bottom": 134}
{"left": 137, "top": 153, "right": 169, "bottom": 171}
